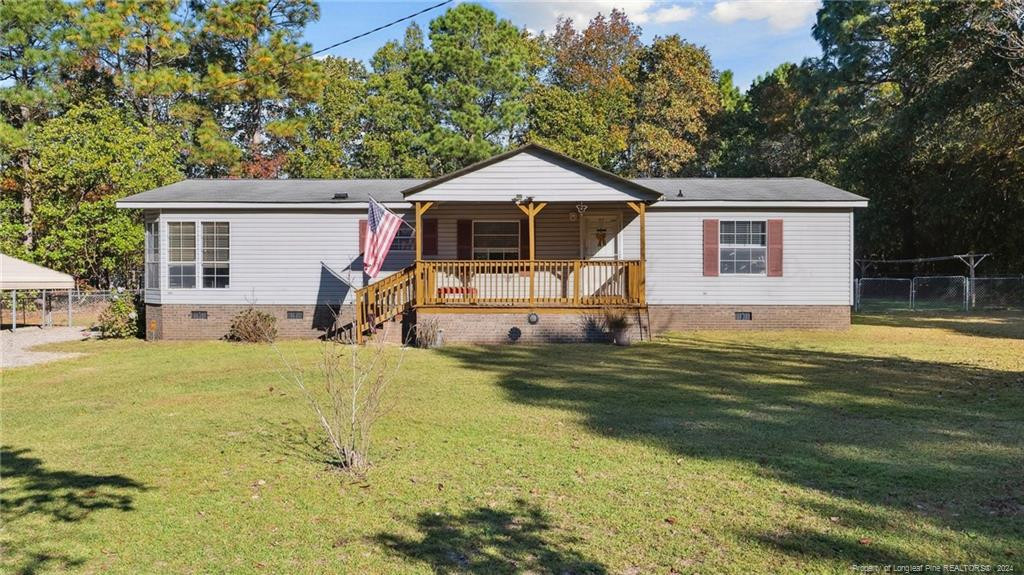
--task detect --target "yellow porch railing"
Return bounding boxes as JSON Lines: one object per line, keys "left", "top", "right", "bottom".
{"left": 353, "top": 265, "right": 417, "bottom": 343}
{"left": 417, "top": 259, "right": 644, "bottom": 307}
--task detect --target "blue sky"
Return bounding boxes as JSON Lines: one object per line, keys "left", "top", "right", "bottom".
{"left": 303, "top": 1, "right": 824, "bottom": 91}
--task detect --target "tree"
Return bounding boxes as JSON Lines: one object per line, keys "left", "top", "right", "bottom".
{"left": 69, "top": 0, "right": 194, "bottom": 124}
{"left": 189, "top": 0, "right": 323, "bottom": 176}
{"left": 16, "top": 103, "right": 181, "bottom": 286}
{"left": 628, "top": 35, "right": 720, "bottom": 176}
{"left": 535, "top": 10, "right": 642, "bottom": 171}
{"left": 355, "top": 24, "right": 432, "bottom": 178}
{"left": 285, "top": 57, "right": 367, "bottom": 178}
{"left": 420, "top": 3, "right": 538, "bottom": 174}
{"left": 0, "top": 0, "right": 74, "bottom": 252}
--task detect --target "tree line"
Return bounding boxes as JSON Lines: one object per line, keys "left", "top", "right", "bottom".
{"left": 2, "top": 0, "right": 1023, "bottom": 287}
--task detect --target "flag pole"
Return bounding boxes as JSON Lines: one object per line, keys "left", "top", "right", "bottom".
{"left": 369, "top": 196, "right": 417, "bottom": 232}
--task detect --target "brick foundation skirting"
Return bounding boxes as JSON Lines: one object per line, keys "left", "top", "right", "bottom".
{"left": 416, "top": 309, "right": 646, "bottom": 345}
{"left": 146, "top": 303, "right": 850, "bottom": 341}
{"left": 646, "top": 304, "right": 851, "bottom": 332}
{"left": 145, "top": 303, "right": 354, "bottom": 341}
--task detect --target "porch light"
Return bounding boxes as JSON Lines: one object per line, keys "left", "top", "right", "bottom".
{"left": 576, "top": 201, "right": 589, "bottom": 215}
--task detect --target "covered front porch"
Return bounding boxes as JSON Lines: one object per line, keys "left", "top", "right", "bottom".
{"left": 353, "top": 144, "right": 662, "bottom": 341}
{"left": 411, "top": 199, "right": 648, "bottom": 308}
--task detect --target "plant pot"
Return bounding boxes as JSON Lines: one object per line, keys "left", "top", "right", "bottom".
{"left": 612, "top": 328, "right": 631, "bottom": 346}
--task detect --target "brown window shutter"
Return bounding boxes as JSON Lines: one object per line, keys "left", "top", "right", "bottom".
{"left": 519, "top": 219, "right": 530, "bottom": 259}
{"left": 358, "top": 219, "right": 367, "bottom": 254}
{"left": 767, "top": 219, "right": 783, "bottom": 277}
{"left": 703, "top": 219, "right": 719, "bottom": 276}
{"left": 456, "top": 220, "right": 472, "bottom": 260}
{"left": 422, "top": 219, "right": 438, "bottom": 256}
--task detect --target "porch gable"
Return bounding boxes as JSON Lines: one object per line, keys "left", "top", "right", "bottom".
{"left": 402, "top": 144, "right": 662, "bottom": 203}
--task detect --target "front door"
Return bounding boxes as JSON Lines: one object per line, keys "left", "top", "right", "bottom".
{"left": 580, "top": 214, "right": 621, "bottom": 260}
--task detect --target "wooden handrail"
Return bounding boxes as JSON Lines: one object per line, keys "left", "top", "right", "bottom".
{"left": 418, "top": 259, "right": 643, "bottom": 307}
{"left": 353, "top": 265, "right": 417, "bottom": 343}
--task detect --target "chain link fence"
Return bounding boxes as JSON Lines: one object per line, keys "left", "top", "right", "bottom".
{"left": 856, "top": 276, "right": 1023, "bottom": 312}
{"left": 1, "top": 289, "right": 142, "bottom": 328}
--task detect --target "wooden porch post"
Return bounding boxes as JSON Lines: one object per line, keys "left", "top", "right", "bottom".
{"left": 516, "top": 201, "right": 546, "bottom": 304}
{"left": 627, "top": 202, "right": 647, "bottom": 305}
{"left": 414, "top": 201, "right": 433, "bottom": 307}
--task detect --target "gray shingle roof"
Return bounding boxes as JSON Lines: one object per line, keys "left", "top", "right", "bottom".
{"left": 120, "top": 179, "right": 427, "bottom": 203}
{"left": 119, "top": 176, "right": 866, "bottom": 204}
{"left": 636, "top": 177, "right": 867, "bottom": 202}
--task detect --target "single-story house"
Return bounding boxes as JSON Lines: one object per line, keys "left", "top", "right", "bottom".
{"left": 116, "top": 144, "right": 868, "bottom": 343}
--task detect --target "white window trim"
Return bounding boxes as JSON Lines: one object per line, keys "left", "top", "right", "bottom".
{"left": 165, "top": 220, "right": 231, "bottom": 290}
{"left": 201, "top": 221, "right": 231, "bottom": 289}
{"left": 167, "top": 221, "right": 198, "bottom": 289}
{"left": 472, "top": 220, "right": 521, "bottom": 260}
{"left": 719, "top": 220, "right": 768, "bottom": 276}
{"left": 145, "top": 221, "right": 160, "bottom": 290}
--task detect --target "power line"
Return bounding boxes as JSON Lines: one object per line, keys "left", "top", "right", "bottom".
{"left": 215, "top": 0, "right": 453, "bottom": 90}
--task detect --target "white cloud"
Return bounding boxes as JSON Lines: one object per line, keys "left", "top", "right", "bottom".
{"left": 709, "top": 0, "right": 820, "bottom": 32}
{"left": 488, "top": 1, "right": 693, "bottom": 34}
{"left": 651, "top": 5, "right": 696, "bottom": 24}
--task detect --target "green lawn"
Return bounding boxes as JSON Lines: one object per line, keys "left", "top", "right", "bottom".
{"left": 3, "top": 314, "right": 1023, "bottom": 574}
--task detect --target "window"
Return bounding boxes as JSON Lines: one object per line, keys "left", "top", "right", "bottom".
{"left": 735, "top": 311, "right": 753, "bottom": 321}
{"left": 287, "top": 310, "right": 304, "bottom": 320}
{"left": 145, "top": 222, "right": 159, "bottom": 289}
{"left": 473, "top": 221, "right": 519, "bottom": 260}
{"left": 720, "top": 221, "right": 766, "bottom": 275}
{"left": 202, "top": 222, "right": 230, "bottom": 288}
{"left": 168, "top": 222, "right": 196, "bottom": 288}
{"left": 190, "top": 310, "right": 208, "bottom": 320}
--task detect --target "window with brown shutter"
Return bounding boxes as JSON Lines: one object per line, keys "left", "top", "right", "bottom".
{"left": 703, "top": 219, "right": 719, "bottom": 277}
{"left": 422, "top": 218, "right": 438, "bottom": 256}
{"left": 767, "top": 219, "right": 783, "bottom": 277}
{"left": 456, "top": 220, "right": 472, "bottom": 260}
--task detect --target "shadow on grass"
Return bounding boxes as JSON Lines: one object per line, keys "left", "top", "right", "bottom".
{"left": 374, "top": 499, "right": 606, "bottom": 574}
{"left": 436, "top": 335, "right": 1024, "bottom": 563}
{"left": 854, "top": 311, "right": 1024, "bottom": 340}
{"left": 249, "top": 417, "right": 340, "bottom": 468}
{"left": 1, "top": 445, "right": 148, "bottom": 573}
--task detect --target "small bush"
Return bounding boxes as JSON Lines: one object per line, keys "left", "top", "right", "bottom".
{"left": 603, "top": 307, "right": 632, "bottom": 332}
{"left": 227, "top": 308, "right": 277, "bottom": 343}
{"left": 97, "top": 292, "right": 142, "bottom": 338}
{"left": 413, "top": 316, "right": 441, "bottom": 348}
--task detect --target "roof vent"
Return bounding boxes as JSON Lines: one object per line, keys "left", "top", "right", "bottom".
{"left": 332, "top": 192, "right": 348, "bottom": 200}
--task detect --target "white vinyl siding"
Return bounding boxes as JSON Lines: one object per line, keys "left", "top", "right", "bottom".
{"left": 406, "top": 150, "right": 653, "bottom": 203}
{"left": 151, "top": 210, "right": 413, "bottom": 306}
{"left": 645, "top": 208, "right": 853, "bottom": 305}
{"left": 147, "top": 206, "right": 853, "bottom": 308}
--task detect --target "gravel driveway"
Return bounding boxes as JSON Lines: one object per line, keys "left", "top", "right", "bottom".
{"left": 1, "top": 327, "right": 91, "bottom": 369}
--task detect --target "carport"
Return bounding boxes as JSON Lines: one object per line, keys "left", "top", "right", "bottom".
{"left": 1, "top": 253, "right": 75, "bottom": 329}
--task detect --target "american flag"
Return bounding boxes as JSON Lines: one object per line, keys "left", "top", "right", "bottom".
{"left": 362, "top": 198, "right": 404, "bottom": 278}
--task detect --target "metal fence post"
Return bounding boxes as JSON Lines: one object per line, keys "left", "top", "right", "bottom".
{"left": 910, "top": 278, "right": 916, "bottom": 311}
{"left": 12, "top": 289, "right": 17, "bottom": 330}
{"left": 67, "top": 288, "right": 73, "bottom": 327}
